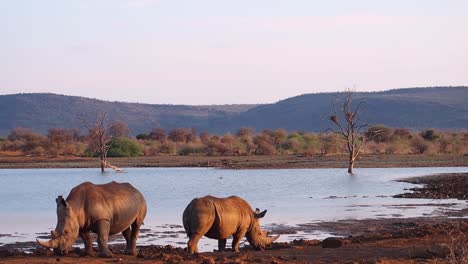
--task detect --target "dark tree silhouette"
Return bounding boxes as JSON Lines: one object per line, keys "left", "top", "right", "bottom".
{"left": 329, "top": 90, "right": 368, "bottom": 174}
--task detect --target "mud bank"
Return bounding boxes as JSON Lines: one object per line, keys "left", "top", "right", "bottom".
{"left": 0, "top": 218, "right": 467, "bottom": 263}
{"left": 394, "top": 173, "right": 468, "bottom": 200}
{"left": 0, "top": 154, "right": 467, "bottom": 169}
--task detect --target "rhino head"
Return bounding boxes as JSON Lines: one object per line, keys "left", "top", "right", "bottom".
{"left": 36, "top": 196, "right": 80, "bottom": 255}
{"left": 245, "top": 208, "right": 279, "bottom": 250}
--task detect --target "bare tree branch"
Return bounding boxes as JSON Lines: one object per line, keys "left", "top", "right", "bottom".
{"left": 78, "top": 112, "right": 112, "bottom": 173}
{"left": 328, "top": 89, "right": 368, "bottom": 174}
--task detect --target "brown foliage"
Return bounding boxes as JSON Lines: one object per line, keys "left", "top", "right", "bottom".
{"left": 237, "top": 127, "right": 254, "bottom": 137}
{"left": 168, "top": 128, "right": 196, "bottom": 143}
{"left": 150, "top": 128, "right": 166, "bottom": 143}
{"left": 365, "top": 125, "right": 393, "bottom": 143}
{"left": 109, "top": 121, "right": 132, "bottom": 138}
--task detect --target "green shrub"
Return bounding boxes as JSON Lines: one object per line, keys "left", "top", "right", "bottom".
{"left": 108, "top": 137, "right": 144, "bottom": 157}
{"left": 84, "top": 148, "right": 98, "bottom": 157}
{"left": 178, "top": 145, "right": 205, "bottom": 156}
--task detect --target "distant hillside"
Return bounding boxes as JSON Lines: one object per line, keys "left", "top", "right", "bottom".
{"left": 0, "top": 87, "right": 467, "bottom": 136}
{"left": 0, "top": 93, "right": 257, "bottom": 136}
{"left": 209, "top": 86, "right": 468, "bottom": 133}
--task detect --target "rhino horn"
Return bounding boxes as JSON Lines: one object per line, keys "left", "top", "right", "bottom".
{"left": 263, "top": 234, "right": 280, "bottom": 246}
{"left": 256, "top": 234, "right": 280, "bottom": 249}
{"left": 270, "top": 235, "right": 280, "bottom": 242}
{"left": 37, "top": 238, "right": 58, "bottom": 248}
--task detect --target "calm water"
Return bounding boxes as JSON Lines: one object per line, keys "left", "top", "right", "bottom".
{"left": 0, "top": 167, "right": 467, "bottom": 252}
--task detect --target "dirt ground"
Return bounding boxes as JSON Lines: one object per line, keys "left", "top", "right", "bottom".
{"left": 0, "top": 154, "right": 467, "bottom": 169}
{"left": 0, "top": 173, "right": 467, "bottom": 263}
{"left": 0, "top": 218, "right": 466, "bottom": 264}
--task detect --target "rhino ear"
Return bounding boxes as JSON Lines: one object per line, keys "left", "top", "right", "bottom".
{"left": 56, "top": 196, "right": 68, "bottom": 208}
{"left": 254, "top": 209, "right": 267, "bottom": 218}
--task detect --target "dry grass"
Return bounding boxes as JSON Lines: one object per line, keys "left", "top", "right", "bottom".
{"left": 439, "top": 222, "right": 467, "bottom": 264}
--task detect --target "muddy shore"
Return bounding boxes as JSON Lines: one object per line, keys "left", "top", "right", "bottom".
{"left": 0, "top": 154, "right": 467, "bottom": 169}
{"left": 394, "top": 173, "right": 468, "bottom": 200}
{"left": 0, "top": 173, "right": 467, "bottom": 263}
{"left": 1, "top": 217, "right": 466, "bottom": 263}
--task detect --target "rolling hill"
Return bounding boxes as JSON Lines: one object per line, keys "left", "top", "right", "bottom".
{"left": 0, "top": 93, "right": 257, "bottom": 136}
{"left": 0, "top": 86, "right": 467, "bottom": 136}
{"left": 209, "top": 86, "right": 468, "bottom": 133}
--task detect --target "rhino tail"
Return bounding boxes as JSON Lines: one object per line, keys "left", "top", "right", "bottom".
{"left": 183, "top": 201, "right": 194, "bottom": 237}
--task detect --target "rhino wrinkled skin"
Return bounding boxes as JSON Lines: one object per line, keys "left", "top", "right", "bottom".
{"left": 37, "top": 181, "right": 147, "bottom": 258}
{"left": 183, "top": 195, "right": 279, "bottom": 253}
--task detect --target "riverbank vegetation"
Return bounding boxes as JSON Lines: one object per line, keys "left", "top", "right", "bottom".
{"left": 0, "top": 125, "right": 467, "bottom": 158}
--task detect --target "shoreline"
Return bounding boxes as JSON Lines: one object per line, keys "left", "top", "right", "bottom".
{"left": 0, "top": 154, "right": 467, "bottom": 169}
{"left": 1, "top": 217, "right": 466, "bottom": 263}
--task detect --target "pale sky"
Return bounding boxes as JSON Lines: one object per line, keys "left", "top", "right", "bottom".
{"left": 1, "top": 0, "right": 467, "bottom": 104}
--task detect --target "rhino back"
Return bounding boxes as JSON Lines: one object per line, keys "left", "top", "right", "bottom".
{"left": 183, "top": 196, "right": 254, "bottom": 239}
{"left": 66, "top": 181, "right": 146, "bottom": 234}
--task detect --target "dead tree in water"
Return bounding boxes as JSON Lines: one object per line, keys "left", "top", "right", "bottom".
{"left": 79, "top": 112, "right": 112, "bottom": 173}
{"left": 329, "top": 90, "right": 368, "bottom": 174}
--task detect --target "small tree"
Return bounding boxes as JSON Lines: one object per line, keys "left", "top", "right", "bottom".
{"left": 329, "top": 90, "right": 368, "bottom": 174}
{"left": 199, "top": 132, "right": 210, "bottom": 144}
{"left": 150, "top": 128, "right": 166, "bottom": 143}
{"left": 237, "top": 127, "right": 254, "bottom": 137}
{"left": 79, "top": 112, "right": 112, "bottom": 173}
{"left": 365, "top": 125, "right": 392, "bottom": 143}
{"left": 420, "top": 129, "right": 440, "bottom": 141}
{"left": 168, "top": 128, "right": 187, "bottom": 142}
{"left": 109, "top": 121, "right": 132, "bottom": 138}
{"left": 136, "top": 133, "right": 151, "bottom": 140}
{"left": 47, "top": 128, "right": 75, "bottom": 156}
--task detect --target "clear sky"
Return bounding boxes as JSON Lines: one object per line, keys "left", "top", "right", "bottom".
{"left": 1, "top": 0, "right": 467, "bottom": 105}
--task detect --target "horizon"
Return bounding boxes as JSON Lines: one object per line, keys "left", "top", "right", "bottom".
{"left": 2, "top": 1, "right": 468, "bottom": 104}
{"left": 2, "top": 86, "right": 466, "bottom": 106}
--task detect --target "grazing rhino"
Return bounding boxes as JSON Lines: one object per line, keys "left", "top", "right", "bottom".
{"left": 183, "top": 195, "right": 279, "bottom": 253}
{"left": 37, "top": 181, "right": 147, "bottom": 258}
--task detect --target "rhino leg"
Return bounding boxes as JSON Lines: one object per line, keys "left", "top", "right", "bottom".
{"left": 187, "top": 233, "right": 202, "bottom": 254}
{"left": 123, "top": 221, "right": 141, "bottom": 255}
{"left": 218, "top": 239, "right": 226, "bottom": 252}
{"left": 232, "top": 230, "right": 247, "bottom": 252}
{"left": 122, "top": 227, "right": 133, "bottom": 255}
{"left": 96, "top": 220, "right": 113, "bottom": 258}
{"left": 79, "top": 231, "right": 96, "bottom": 257}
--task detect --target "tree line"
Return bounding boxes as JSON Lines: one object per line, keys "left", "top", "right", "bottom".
{"left": 0, "top": 124, "right": 466, "bottom": 158}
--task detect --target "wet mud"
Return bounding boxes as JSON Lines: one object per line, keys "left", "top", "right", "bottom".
{"left": 394, "top": 173, "right": 468, "bottom": 200}
{"left": 1, "top": 218, "right": 467, "bottom": 263}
